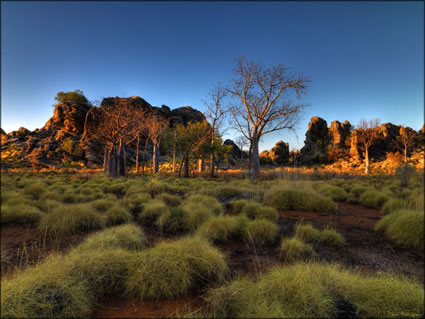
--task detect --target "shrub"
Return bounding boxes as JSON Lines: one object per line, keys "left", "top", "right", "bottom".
{"left": 359, "top": 191, "right": 390, "bottom": 209}
{"left": 241, "top": 202, "right": 278, "bottom": 221}
{"left": 66, "top": 248, "right": 135, "bottom": 299}
{"left": 156, "top": 207, "right": 185, "bottom": 233}
{"left": 72, "top": 224, "right": 147, "bottom": 252}
{"left": 264, "top": 187, "right": 337, "bottom": 213}
{"left": 137, "top": 200, "right": 169, "bottom": 225}
{"left": 196, "top": 215, "right": 243, "bottom": 243}
{"left": 90, "top": 199, "right": 116, "bottom": 213}
{"left": 294, "top": 223, "right": 321, "bottom": 243}
{"left": 395, "top": 164, "right": 416, "bottom": 187}
{"left": 23, "top": 183, "right": 45, "bottom": 200}
{"left": 184, "top": 195, "right": 223, "bottom": 215}
{"left": 39, "top": 204, "right": 105, "bottom": 235}
{"left": 1, "top": 204, "right": 43, "bottom": 224}
{"left": 181, "top": 203, "right": 214, "bottom": 232}
{"left": 376, "top": 209, "right": 424, "bottom": 250}
{"left": 105, "top": 205, "right": 132, "bottom": 226}
{"left": 1, "top": 255, "right": 93, "bottom": 318}
{"left": 158, "top": 193, "right": 182, "bottom": 207}
{"left": 317, "top": 185, "right": 348, "bottom": 202}
{"left": 205, "top": 262, "right": 424, "bottom": 318}
{"left": 280, "top": 238, "right": 315, "bottom": 262}
{"left": 382, "top": 198, "right": 406, "bottom": 214}
{"left": 244, "top": 219, "right": 279, "bottom": 246}
{"left": 125, "top": 237, "right": 228, "bottom": 299}
{"left": 319, "top": 228, "right": 345, "bottom": 246}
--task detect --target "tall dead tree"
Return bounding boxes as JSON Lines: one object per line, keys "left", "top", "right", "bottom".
{"left": 203, "top": 84, "right": 229, "bottom": 177}
{"left": 235, "top": 135, "right": 249, "bottom": 168}
{"left": 228, "top": 56, "right": 309, "bottom": 178}
{"left": 356, "top": 118, "right": 381, "bottom": 174}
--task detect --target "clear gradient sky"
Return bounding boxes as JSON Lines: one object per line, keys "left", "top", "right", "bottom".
{"left": 1, "top": 1, "right": 423, "bottom": 151}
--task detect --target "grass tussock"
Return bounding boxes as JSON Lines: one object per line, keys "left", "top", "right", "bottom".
{"left": 294, "top": 223, "right": 321, "bottom": 243}
{"left": 23, "top": 183, "right": 45, "bottom": 200}
{"left": 39, "top": 204, "right": 105, "bottom": 235}
{"left": 1, "top": 255, "right": 94, "bottom": 319}
{"left": 205, "top": 262, "right": 424, "bottom": 318}
{"left": 319, "top": 228, "right": 345, "bottom": 246}
{"left": 244, "top": 219, "right": 279, "bottom": 246}
{"left": 72, "top": 224, "right": 147, "bottom": 252}
{"left": 90, "top": 199, "right": 116, "bottom": 213}
{"left": 1, "top": 204, "right": 43, "bottom": 224}
{"left": 381, "top": 198, "right": 406, "bottom": 214}
{"left": 241, "top": 202, "right": 278, "bottom": 221}
{"left": 156, "top": 207, "right": 185, "bottom": 233}
{"left": 280, "top": 238, "right": 315, "bottom": 262}
{"left": 184, "top": 194, "right": 223, "bottom": 215}
{"left": 104, "top": 205, "right": 132, "bottom": 226}
{"left": 264, "top": 186, "right": 337, "bottom": 213}
{"left": 158, "top": 193, "right": 182, "bottom": 207}
{"left": 125, "top": 237, "right": 228, "bottom": 300}
{"left": 317, "top": 184, "right": 348, "bottom": 202}
{"left": 196, "top": 215, "right": 246, "bottom": 243}
{"left": 229, "top": 199, "right": 250, "bottom": 214}
{"left": 181, "top": 203, "right": 214, "bottom": 232}
{"left": 137, "top": 200, "right": 169, "bottom": 225}
{"left": 376, "top": 209, "right": 424, "bottom": 250}
{"left": 359, "top": 191, "right": 390, "bottom": 209}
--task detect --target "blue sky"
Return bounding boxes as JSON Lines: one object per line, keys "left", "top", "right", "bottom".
{"left": 1, "top": 1, "right": 423, "bottom": 151}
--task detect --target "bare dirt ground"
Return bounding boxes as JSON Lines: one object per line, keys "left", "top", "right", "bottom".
{"left": 2, "top": 202, "right": 423, "bottom": 318}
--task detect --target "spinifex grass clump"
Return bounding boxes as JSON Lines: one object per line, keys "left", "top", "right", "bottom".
{"left": 294, "top": 223, "right": 321, "bottom": 243}
{"left": 280, "top": 238, "right": 315, "bottom": 262}
{"left": 39, "top": 203, "right": 105, "bottom": 235}
{"left": 319, "top": 227, "right": 345, "bottom": 246}
{"left": 156, "top": 207, "right": 185, "bottom": 233}
{"left": 72, "top": 224, "right": 147, "bottom": 252}
{"left": 184, "top": 194, "right": 224, "bottom": 215}
{"left": 264, "top": 185, "right": 337, "bottom": 213}
{"left": 1, "top": 204, "right": 43, "bottom": 224}
{"left": 90, "top": 198, "right": 116, "bottom": 213}
{"left": 229, "top": 199, "right": 250, "bottom": 214}
{"left": 66, "top": 248, "right": 136, "bottom": 299}
{"left": 381, "top": 198, "right": 406, "bottom": 214}
{"left": 376, "top": 209, "right": 424, "bottom": 250}
{"left": 181, "top": 203, "right": 214, "bottom": 232}
{"left": 137, "top": 200, "right": 169, "bottom": 225}
{"left": 244, "top": 219, "right": 279, "bottom": 246}
{"left": 317, "top": 184, "right": 348, "bottom": 202}
{"left": 122, "top": 193, "right": 151, "bottom": 216}
{"left": 23, "top": 183, "right": 46, "bottom": 200}
{"left": 104, "top": 205, "right": 132, "bottom": 226}
{"left": 125, "top": 237, "right": 228, "bottom": 300}
{"left": 1, "top": 255, "right": 94, "bottom": 319}
{"left": 359, "top": 191, "right": 390, "bottom": 209}
{"left": 241, "top": 202, "right": 278, "bottom": 221}
{"left": 196, "top": 215, "right": 247, "bottom": 243}
{"left": 205, "top": 262, "right": 424, "bottom": 318}
{"left": 158, "top": 193, "right": 182, "bottom": 207}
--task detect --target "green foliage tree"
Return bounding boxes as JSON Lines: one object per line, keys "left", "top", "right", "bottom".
{"left": 54, "top": 90, "right": 90, "bottom": 106}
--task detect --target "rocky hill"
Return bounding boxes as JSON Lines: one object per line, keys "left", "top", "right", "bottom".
{"left": 1, "top": 96, "right": 204, "bottom": 169}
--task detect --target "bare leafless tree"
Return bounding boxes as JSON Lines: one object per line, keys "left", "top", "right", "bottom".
{"left": 356, "top": 118, "right": 381, "bottom": 174}
{"left": 228, "top": 56, "right": 309, "bottom": 178}
{"left": 203, "top": 84, "right": 229, "bottom": 177}
{"left": 235, "top": 135, "right": 249, "bottom": 168}
{"left": 146, "top": 114, "right": 169, "bottom": 173}
{"left": 394, "top": 126, "right": 418, "bottom": 164}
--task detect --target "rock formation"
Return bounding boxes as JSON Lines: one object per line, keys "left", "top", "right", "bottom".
{"left": 223, "top": 139, "right": 243, "bottom": 166}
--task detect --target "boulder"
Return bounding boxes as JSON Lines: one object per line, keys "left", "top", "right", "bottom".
{"left": 268, "top": 140, "right": 290, "bottom": 165}
{"left": 223, "top": 139, "right": 243, "bottom": 165}
{"left": 299, "top": 116, "right": 330, "bottom": 164}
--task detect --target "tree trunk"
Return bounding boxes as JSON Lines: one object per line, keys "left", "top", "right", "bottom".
{"left": 141, "top": 139, "right": 149, "bottom": 176}
{"left": 250, "top": 136, "right": 260, "bottom": 178}
{"left": 103, "top": 145, "right": 108, "bottom": 173}
{"left": 119, "top": 142, "right": 126, "bottom": 176}
{"left": 198, "top": 157, "right": 204, "bottom": 173}
{"left": 135, "top": 134, "right": 140, "bottom": 173}
{"left": 404, "top": 145, "right": 408, "bottom": 164}
{"left": 248, "top": 142, "right": 253, "bottom": 173}
{"left": 116, "top": 140, "right": 122, "bottom": 177}
{"left": 184, "top": 152, "right": 190, "bottom": 178}
{"left": 365, "top": 147, "right": 370, "bottom": 174}
{"left": 172, "top": 129, "right": 176, "bottom": 173}
{"left": 210, "top": 152, "right": 215, "bottom": 177}
{"left": 153, "top": 142, "right": 160, "bottom": 173}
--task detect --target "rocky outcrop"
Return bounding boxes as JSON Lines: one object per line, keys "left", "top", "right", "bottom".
{"left": 261, "top": 140, "right": 290, "bottom": 165}
{"left": 223, "top": 139, "right": 243, "bottom": 165}
{"left": 1, "top": 96, "right": 207, "bottom": 169}
{"left": 299, "top": 117, "right": 330, "bottom": 165}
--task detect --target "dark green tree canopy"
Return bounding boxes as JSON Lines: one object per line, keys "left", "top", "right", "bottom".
{"left": 54, "top": 89, "right": 90, "bottom": 106}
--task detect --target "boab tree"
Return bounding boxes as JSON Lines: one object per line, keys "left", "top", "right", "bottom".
{"left": 203, "top": 84, "right": 229, "bottom": 177}
{"left": 228, "top": 56, "right": 309, "bottom": 178}
{"left": 84, "top": 99, "right": 148, "bottom": 177}
{"left": 394, "top": 126, "right": 418, "bottom": 164}
{"left": 356, "top": 118, "right": 381, "bottom": 174}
